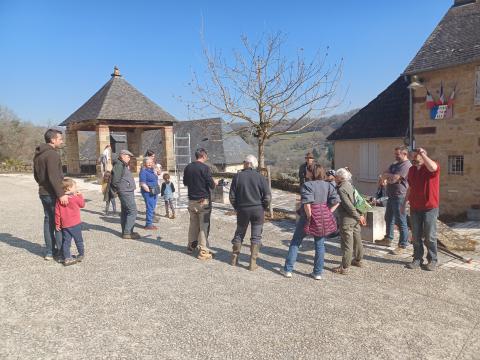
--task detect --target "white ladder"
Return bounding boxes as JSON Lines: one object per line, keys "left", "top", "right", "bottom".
{"left": 173, "top": 133, "right": 191, "bottom": 209}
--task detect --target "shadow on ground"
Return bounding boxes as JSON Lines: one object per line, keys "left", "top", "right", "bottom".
{"left": 0, "top": 233, "right": 44, "bottom": 257}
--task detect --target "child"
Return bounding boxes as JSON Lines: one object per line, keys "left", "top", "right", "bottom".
{"left": 101, "top": 171, "right": 116, "bottom": 215}
{"left": 161, "top": 173, "right": 176, "bottom": 219}
{"left": 55, "top": 178, "right": 86, "bottom": 266}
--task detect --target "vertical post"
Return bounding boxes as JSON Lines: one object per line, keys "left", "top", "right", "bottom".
{"left": 409, "top": 87, "right": 414, "bottom": 151}
{"left": 65, "top": 128, "right": 80, "bottom": 175}
{"left": 96, "top": 124, "right": 111, "bottom": 178}
{"left": 160, "top": 126, "right": 176, "bottom": 172}
{"left": 127, "top": 128, "right": 143, "bottom": 173}
{"left": 267, "top": 165, "right": 273, "bottom": 219}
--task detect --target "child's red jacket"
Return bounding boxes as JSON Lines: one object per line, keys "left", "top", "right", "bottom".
{"left": 55, "top": 193, "right": 85, "bottom": 229}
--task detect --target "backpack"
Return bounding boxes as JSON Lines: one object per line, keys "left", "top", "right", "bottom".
{"left": 353, "top": 187, "right": 372, "bottom": 214}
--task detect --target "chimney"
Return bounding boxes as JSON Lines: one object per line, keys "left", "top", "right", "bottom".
{"left": 453, "top": 0, "right": 476, "bottom": 6}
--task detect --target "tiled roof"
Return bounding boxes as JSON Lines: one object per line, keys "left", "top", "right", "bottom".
{"left": 60, "top": 70, "right": 177, "bottom": 126}
{"left": 405, "top": 1, "right": 480, "bottom": 74}
{"left": 327, "top": 76, "right": 409, "bottom": 141}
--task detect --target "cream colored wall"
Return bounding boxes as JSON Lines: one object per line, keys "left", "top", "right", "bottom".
{"left": 413, "top": 61, "right": 480, "bottom": 216}
{"left": 223, "top": 164, "right": 244, "bottom": 173}
{"left": 334, "top": 138, "right": 405, "bottom": 196}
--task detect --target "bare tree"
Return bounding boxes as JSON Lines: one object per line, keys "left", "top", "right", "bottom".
{"left": 190, "top": 32, "right": 343, "bottom": 168}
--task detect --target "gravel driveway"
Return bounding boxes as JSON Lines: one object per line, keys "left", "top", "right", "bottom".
{"left": 0, "top": 174, "right": 479, "bottom": 360}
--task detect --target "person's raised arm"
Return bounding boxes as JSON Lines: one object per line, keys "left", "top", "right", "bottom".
{"left": 418, "top": 148, "right": 438, "bottom": 173}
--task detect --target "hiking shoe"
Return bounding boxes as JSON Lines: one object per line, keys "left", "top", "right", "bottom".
{"left": 144, "top": 225, "right": 158, "bottom": 231}
{"left": 44, "top": 254, "right": 53, "bottom": 261}
{"left": 424, "top": 262, "right": 437, "bottom": 271}
{"left": 282, "top": 269, "right": 292, "bottom": 278}
{"left": 63, "top": 258, "right": 77, "bottom": 266}
{"left": 197, "top": 249, "right": 213, "bottom": 260}
{"left": 406, "top": 260, "right": 422, "bottom": 269}
{"left": 311, "top": 273, "right": 322, "bottom": 280}
{"left": 390, "top": 247, "right": 407, "bottom": 255}
{"left": 75, "top": 255, "right": 84, "bottom": 262}
{"left": 351, "top": 260, "right": 363, "bottom": 268}
{"left": 333, "top": 266, "right": 348, "bottom": 275}
{"left": 375, "top": 237, "right": 392, "bottom": 247}
{"left": 123, "top": 233, "right": 141, "bottom": 240}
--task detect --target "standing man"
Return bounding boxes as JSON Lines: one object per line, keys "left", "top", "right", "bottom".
{"left": 299, "top": 152, "right": 316, "bottom": 186}
{"left": 376, "top": 146, "right": 411, "bottom": 255}
{"left": 183, "top": 148, "right": 216, "bottom": 260}
{"left": 34, "top": 129, "right": 69, "bottom": 260}
{"left": 403, "top": 148, "right": 440, "bottom": 271}
{"left": 111, "top": 149, "right": 140, "bottom": 239}
{"left": 229, "top": 155, "right": 271, "bottom": 271}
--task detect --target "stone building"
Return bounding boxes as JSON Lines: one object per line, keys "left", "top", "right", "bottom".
{"left": 328, "top": 0, "right": 480, "bottom": 217}
{"left": 60, "top": 67, "right": 177, "bottom": 175}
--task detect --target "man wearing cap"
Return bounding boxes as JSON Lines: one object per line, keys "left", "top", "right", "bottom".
{"left": 299, "top": 152, "right": 316, "bottom": 186}
{"left": 111, "top": 149, "right": 140, "bottom": 239}
{"left": 229, "top": 155, "right": 271, "bottom": 271}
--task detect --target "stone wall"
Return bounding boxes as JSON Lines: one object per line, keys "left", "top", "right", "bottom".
{"left": 412, "top": 61, "right": 480, "bottom": 216}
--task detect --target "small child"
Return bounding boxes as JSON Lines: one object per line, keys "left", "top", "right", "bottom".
{"left": 101, "top": 171, "right": 116, "bottom": 215}
{"left": 161, "top": 173, "right": 176, "bottom": 219}
{"left": 55, "top": 178, "right": 86, "bottom": 266}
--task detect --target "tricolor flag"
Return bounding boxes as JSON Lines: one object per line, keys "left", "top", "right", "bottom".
{"left": 437, "top": 82, "right": 445, "bottom": 105}
{"left": 445, "top": 86, "right": 456, "bottom": 118}
{"left": 425, "top": 89, "right": 435, "bottom": 109}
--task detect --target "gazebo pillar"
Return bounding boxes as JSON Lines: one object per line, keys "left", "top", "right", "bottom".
{"left": 160, "top": 126, "right": 176, "bottom": 172}
{"left": 96, "top": 124, "right": 111, "bottom": 177}
{"left": 127, "top": 128, "right": 143, "bottom": 173}
{"left": 66, "top": 128, "right": 81, "bottom": 175}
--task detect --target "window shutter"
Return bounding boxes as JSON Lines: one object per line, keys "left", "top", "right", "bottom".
{"left": 360, "top": 143, "right": 369, "bottom": 179}
{"left": 368, "top": 143, "right": 379, "bottom": 180}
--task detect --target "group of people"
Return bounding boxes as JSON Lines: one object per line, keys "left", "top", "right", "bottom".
{"left": 33, "top": 128, "right": 440, "bottom": 274}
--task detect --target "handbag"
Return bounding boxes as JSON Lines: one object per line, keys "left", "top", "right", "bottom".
{"left": 304, "top": 203, "right": 337, "bottom": 237}
{"left": 148, "top": 185, "right": 161, "bottom": 196}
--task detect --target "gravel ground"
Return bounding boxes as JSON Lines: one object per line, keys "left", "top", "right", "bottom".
{"left": 1, "top": 174, "right": 479, "bottom": 360}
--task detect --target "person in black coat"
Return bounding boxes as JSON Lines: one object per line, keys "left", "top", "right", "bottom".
{"left": 229, "top": 155, "right": 271, "bottom": 271}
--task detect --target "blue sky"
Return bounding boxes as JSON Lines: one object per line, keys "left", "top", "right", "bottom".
{"left": 0, "top": 0, "right": 452, "bottom": 125}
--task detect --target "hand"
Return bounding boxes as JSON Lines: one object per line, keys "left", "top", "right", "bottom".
{"left": 59, "top": 195, "right": 69, "bottom": 205}
{"left": 359, "top": 215, "right": 367, "bottom": 226}
{"left": 416, "top": 147, "right": 426, "bottom": 156}
{"left": 55, "top": 226, "right": 61, "bottom": 231}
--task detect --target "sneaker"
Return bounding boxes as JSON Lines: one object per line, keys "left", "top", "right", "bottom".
{"left": 197, "top": 249, "right": 213, "bottom": 260}
{"left": 406, "top": 259, "right": 422, "bottom": 269}
{"left": 424, "top": 261, "right": 437, "bottom": 271}
{"left": 282, "top": 269, "right": 292, "bottom": 278}
{"left": 375, "top": 237, "right": 393, "bottom": 247}
{"left": 311, "top": 273, "right": 322, "bottom": 280}
{"left": 44, "top": 254, "right": 53, "bottom": 261}
{"left": 144, "top": 225, "right": 158, "bottom": 230}
{"left": 351, "top": 259, "right": 363, "bottom": 268}
{"left": 122, "top": 232, "right": 141, "bottom": 240}
{"left": 390, "top": 246, "right": 406, "bottom": 255}
{"left": 63, "top": 258, "right": 77, "bottom": 266}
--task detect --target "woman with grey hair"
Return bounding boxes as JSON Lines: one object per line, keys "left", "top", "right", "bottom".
{"left": 334, "top": 167, "right": 366, "bottom": 274}
{"left": 139, "top": 156, "right": 160, "bottom": 230}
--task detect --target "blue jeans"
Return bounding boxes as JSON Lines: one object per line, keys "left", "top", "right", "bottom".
{"left": 62, "top": 224, "right": 85, "bottom": 260}
{"left": 142, "top": 192, "right": 158, "bottom": 227}
{"left": 284, "top": 215, "right": 326, "bottom": 276}
{"left": 39, "top": 195, "right": 63, "bottom": 256}
{"left": 411, "top": 208, "right": 439, "bottom": 263}
{"left": 384, "top": 196, "right": 409, "bottom": 247}
{"left": 119, "top": 191, "right": 138, "bottom": 235}
{"left": 105, "top": 198, "right": 116, "bottom": 214}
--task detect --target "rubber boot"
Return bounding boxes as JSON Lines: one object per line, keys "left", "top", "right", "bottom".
{"left": 249, "top": 243, "right": 261, "bottom": 271}
{"left": 231, "top": 243, "right": 242, "bottom": 266}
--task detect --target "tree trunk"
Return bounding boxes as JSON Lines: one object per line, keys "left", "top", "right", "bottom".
{"left": 257, "top": 138, "right": 266, "bottom": 169}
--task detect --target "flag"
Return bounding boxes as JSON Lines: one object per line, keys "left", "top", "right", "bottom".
{"left": 425, "top": 89, "right": 435, "bottom": 109}
{"left": 447, "top": 86, "right": 456, "bottom": 107}
{"left": 437, "top": 82, "right": 445, "bottom": 105}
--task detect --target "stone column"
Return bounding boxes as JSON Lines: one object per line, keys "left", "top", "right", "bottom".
{"left": 127, "top": 128, "right": 143, "bottom": 173}
{"left": 66, "top": 128, "right": 81, "bottom": 175}
{"left": 160, "top": 126, "right": 176, "bottom": 172}
{"left": 96, "top": 124, "right": 111, "bottom": 178}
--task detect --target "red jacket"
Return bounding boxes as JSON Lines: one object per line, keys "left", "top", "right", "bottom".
{"left": 55, "top": 193, "right": 85, "bottom": 229}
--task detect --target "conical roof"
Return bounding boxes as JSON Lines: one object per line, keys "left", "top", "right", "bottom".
{"left": 60, "top": 67, "right": 177, "bottom": 126}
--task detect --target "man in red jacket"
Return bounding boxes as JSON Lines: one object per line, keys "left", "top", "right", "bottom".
{"left": 402, "top": 148, "right": 440, "bottom": 271}
{"left": 33, "top": 129, "right": 69, "bottom": 261}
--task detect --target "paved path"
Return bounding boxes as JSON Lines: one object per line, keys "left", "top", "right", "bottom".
{"left": 1, "top": 174, "right": 480, "bottom": 359}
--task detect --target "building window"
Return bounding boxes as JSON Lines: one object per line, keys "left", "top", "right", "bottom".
{"left": 448, "top": 155, "right": 464, "bottom": 175}
{"left": 359, "top": 142, "right": 378, "bottom": 181}
{"left": 476, "top": 66, "right": 480, "bottom": 105}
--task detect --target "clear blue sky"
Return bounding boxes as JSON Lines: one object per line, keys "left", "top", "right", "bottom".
{"left": 0, "top": 0, "right": 452, "bottom": 125}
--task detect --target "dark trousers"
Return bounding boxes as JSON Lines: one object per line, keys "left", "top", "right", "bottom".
{"left": 39, "top": 195, "right": 63, "bottom": 256}
{"left": 119, "top": 191, "right": 138, "bottom": 235}
{"left": 232, "top": 206, "right": 264, "bottom": 245}
{"left": 411, "top": 208, "right": 439, "bottom": 263}
{"left": 62, "top": 224, "right": 85, "bottom": 259}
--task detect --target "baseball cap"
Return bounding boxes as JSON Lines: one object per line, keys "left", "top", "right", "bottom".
{"left": 119, "top": 149, "right": 134, "bottom": 156}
